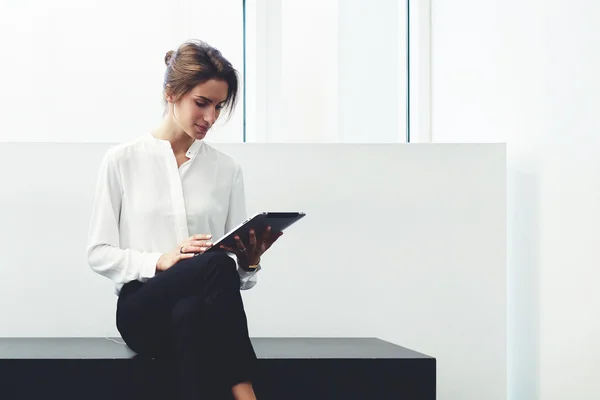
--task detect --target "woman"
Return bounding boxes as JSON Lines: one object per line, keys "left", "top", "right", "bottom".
{"left": 87, "top": 40, "right": 281, "bottom": 400}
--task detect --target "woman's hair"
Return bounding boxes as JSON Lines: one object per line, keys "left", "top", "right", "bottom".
{"left": 163, "top": 40, "right": 239, "bottom": 117}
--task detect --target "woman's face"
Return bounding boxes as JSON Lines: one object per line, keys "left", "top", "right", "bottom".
{"left": 168, "top": 79, "right": 229, "bottom": 140}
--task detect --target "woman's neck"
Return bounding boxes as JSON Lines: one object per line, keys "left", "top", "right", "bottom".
{"left": 151, "top": 116, "right": 195, "bottom": 155}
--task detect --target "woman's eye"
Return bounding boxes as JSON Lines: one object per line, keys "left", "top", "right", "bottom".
{"left": 196, "top": 102, "right": 223, "bottom": 110}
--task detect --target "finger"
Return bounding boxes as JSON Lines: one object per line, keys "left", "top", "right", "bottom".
{"left": 267, "top": 231, "right": 283, "bottom": 244}
{"left": 191, "top": 240, "right": 213, "bottom": 248}
{"left": 263, "top": 232, "right": 283, "bottom": 251}
{"left": 261, "top": 226, "right": 272, "bottom": 242}
{"left": 192, "top": 234, "right": 212, "bottom": 240}
{"left": 188, "top": 246, "right": 210, "bottom": 253}
{"left": 179, "top": 253, "right": 195, "bottom": 260}
{"left": 234, "top": 236, "right": 247, "bottom": 252}
{"left": 249, "top": 229, "right": 257, "bottom": 247}
{"left": 220, "top": 244, "right": 238, "bottom": 253}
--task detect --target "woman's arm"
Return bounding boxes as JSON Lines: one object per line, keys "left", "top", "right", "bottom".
{"left": 225, "top": 163, "right": 260, "bottom": 290}
{"left": 86, "top": 151, "right": 163, "bottom": 285}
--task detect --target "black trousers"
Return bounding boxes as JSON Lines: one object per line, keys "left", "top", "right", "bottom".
{"left": 116, "top": 252, "right": 257, "bottom": 399}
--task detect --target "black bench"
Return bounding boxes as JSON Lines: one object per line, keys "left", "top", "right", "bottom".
{"left": 0, "top": 337, "right": 435, "bottom": 399}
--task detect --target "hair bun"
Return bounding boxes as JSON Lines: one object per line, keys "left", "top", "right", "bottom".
{"left": 164, "top": 50, "right": 175, "bottom": 66}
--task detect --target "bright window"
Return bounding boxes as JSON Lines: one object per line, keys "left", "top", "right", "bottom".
{"left": 244, "top": 0, "right": 408, "bottom": 143}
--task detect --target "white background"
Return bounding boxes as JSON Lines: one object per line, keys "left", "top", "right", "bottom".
{"left": 431, "top": 0, "right": 600, "bottom": 399}
{"left": 0, "top": 0, "right": 408, "bottom": 144}
{"left": 0, "top": 0, "right": 547, "bottom": 399}
{"left": 0, "top": 0, "right": 244, "bottom": 143}
{"left": 0, "top": 142, "right": 506, "bottom": 400}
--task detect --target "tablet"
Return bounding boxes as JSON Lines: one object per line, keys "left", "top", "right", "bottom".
{"left": 204, "top": 212, "right": 306, "bottom": 253}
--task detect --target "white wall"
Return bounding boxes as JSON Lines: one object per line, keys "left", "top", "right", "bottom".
{"left": 0, "top": 0, "right": 244, "bottom": 143}
{"left": 432, "top": 1, "right": 600, "bottom": 399}
{"left": 0, "top": 142, "right": 506, "bottom": 400}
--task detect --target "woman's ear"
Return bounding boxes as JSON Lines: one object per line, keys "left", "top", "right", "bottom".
{"left": 164, "top": 85, "right": 174, "bottom": 104}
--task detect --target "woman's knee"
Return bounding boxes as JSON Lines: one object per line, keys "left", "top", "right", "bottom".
{"left": 202, "top": 252, "right": 237, "bottom": 275}
{"left": 201, "top": 252, "right": 239, "bottom": 291}
{"left": 205, "top": 251, "right": 236, "bottom": 266}
{"left": 170, "top": 252, "right": 238, "bottom": 298}
{"left": 180, "top": 252, "right": 236, "bottom": 281}
{"left": 171, "top": 296, "right": 202, "bottom": 326}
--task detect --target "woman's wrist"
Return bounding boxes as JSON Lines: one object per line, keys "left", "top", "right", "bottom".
{"left": 238, "top": 256, "right": 261, "bottom": 271}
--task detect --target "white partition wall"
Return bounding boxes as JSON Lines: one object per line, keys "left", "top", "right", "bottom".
{"left": 0, "top": 142, "right": 505, "bottom": 399}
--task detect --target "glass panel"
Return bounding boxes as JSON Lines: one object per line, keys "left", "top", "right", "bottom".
{"left": 244, "top": 0, "right": 407, "bottom": 143}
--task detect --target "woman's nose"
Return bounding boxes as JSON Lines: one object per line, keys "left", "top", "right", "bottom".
{"left": 204, "top": 107, "right": 217, "bottom": 125}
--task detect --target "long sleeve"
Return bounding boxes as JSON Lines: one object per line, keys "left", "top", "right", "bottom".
{"left": 86, "top": 150, "right": 163, "bottom": 285}
{"left": 226, "top": 163, "right": 260, "bottom": 290}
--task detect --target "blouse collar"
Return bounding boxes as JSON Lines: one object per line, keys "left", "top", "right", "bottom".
{"left": 147, "top": 132, "right": 204, "bottom": 159}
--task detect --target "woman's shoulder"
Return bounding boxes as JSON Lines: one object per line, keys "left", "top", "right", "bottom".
{"left": 201, "top": 141, "right": 241, "bottom": 171}
{"left": 103, "top": 134, "right": 156, "bottom": 162}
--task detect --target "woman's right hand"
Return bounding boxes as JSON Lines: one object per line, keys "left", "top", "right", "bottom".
{"left": 156, "top": 234, "right": 213, "bottom": 272}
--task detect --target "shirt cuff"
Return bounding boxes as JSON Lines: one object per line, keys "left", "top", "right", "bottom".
{"left": 238, "top": 263, "right": 260, "bottom": 290}
{"left": 140, "top": 252, "right": 163, "bottom": 282}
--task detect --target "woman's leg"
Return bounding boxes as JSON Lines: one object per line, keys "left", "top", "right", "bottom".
{"left": 116, "top": 252, "right": 258, "bottom": 399}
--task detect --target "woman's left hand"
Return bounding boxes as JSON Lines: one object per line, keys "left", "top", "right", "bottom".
{"left": 220, "top": 226, "right": 283, "bottom": 270}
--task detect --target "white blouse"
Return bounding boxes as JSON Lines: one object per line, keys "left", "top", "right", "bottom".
{"left": 86, "top": 133, "right": 259, "bottom": 295}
